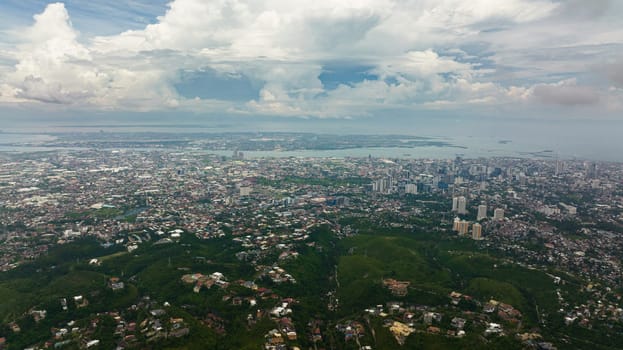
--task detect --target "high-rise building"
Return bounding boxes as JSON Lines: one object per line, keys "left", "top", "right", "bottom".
{"left": 477, "top": 204, "right": 487, "bottom": 221}
{"left": 585, "top": 162, "right": 597, "bottom": 179}
{"left": 232, "top": 149, "right": 244, "bottom": 160}
{"left": 493, "top": 208, "right": 504, "bottom": 221}
{"left": 452, "top": 197, "right": 459, "bottom": 212}
{"left": 555, "top": 159, "right": 564, "bottom": 176}
{"left": 372, "top": 176, "right": 394, "bottom": 194}
{"left": 405, "top": 183, "right": 418, "bottom": 194}
{"left": 457, "top": 220, "right": 469, "bottom": 235}
{"left": 453, "top": 217, "right": 460, "bottom": 231}
{"left": 457, "top": 196, "right": 467, "bottom": 215}
{"left": 372, "top": 178, "right": 389, "bottom": 193}
{"left": 472, "top": 223, "right": 482, "bottom": 240}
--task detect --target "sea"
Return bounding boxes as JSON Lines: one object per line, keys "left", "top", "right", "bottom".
{"left": 0, "top": 116, "right": 621, "bottom": 162}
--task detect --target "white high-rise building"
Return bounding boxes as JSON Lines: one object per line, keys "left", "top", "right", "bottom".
{"left": 405, "top": 183, "right": 418, "bottom": 194}
{"left": 493, "top": 208, "right": 505, "bottom": 221}
{"left": 457, "top": 196, "right": 467, "bottom": 215}
{"left": 372, "top": 178, "right": 389, "bottom": 193}
{"left": 555, "top": 160, "right": 564, "bottom": 176}
{"left": 477, "top": 204, "right": 487, "bottom": 221}
{"left": 452, "top": 197, "right": 459, "bottom": 212}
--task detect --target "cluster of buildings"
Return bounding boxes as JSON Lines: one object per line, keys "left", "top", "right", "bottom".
{"left": 382, "top": 279, "right": 410, "bottom": 297}
{"left": 181, "top": 272, "right": 229, "bottom": 293}
{"left": 352, "top": 292, "right": 531, "bottom": 347}
{"left": 14, "top": 296, "right": 189, "bottom": 349}
{"left": 1, "top": 147, "right": 623, "bottom": 348}
{"left": 451, "top": 198, "right": 504, "bottom": 239}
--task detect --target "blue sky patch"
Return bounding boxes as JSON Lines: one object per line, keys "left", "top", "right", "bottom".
{"left": 319, "top": 63, "right": 378, "bottom": 90}
{"left": 175, "top": 69, "right": 260, "bottom": 101}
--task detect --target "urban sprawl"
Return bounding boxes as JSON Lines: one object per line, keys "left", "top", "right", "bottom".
{"left": 1, "top": 149, "right": 622, "bottom": 350}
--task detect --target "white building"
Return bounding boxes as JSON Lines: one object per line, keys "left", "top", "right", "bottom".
{"left": 405, "top": 183, "right": 418, "bottom": 194}
{"left": 457, "top": 196, "right": 467, "bottom": 215}
{"left": 477, "top": 204, "right": 487, "bottom": 221}
{"left": 493, "top": 208, "right": 505, "bottom": 221}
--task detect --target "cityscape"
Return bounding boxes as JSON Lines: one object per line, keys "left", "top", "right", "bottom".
{"left": 1, "top": 0, "right": 623, "bottom": 349}
{"left": 0, "top": 134, "right": 622, "bottom": 349}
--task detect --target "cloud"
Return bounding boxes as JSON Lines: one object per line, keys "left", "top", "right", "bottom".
{"left": 7, "top": 3, "right": 106, "bottom": 104}
{"left": 301, "top": 8, "right": 382, "bottom": 51}
{"left": 2, "top": 3, "right": 184, "bottom": 110}
{"left": 94, "top": 0, "right": 253, "bottom": 53}
{"left": 531, "top": 80, "right": 600, "bottom": 106}
{"left": 556, "top": 0, "right": 612, "bottom": 19}
{"left": 601, "top": 61, "right": 623, "bottom": 87}
{"left": 6, "top": 3, "right": 101, "bottom": 104}
{"left": 0, "top": 0, "right": 621, "bottom": 118}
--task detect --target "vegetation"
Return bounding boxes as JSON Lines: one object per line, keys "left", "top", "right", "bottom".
{"left": 0, "top": 221, "right": 615, "bottom": 349}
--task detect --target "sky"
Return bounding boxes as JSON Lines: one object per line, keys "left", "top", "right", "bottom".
{"left": 0, "top": 0, "right": 622, "bottom": 123}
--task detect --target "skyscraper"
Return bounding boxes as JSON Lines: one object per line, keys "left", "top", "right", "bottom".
{"left": 472, "top": 223, "right": 482, "bottom": 240}
{"left": 555, "top": 159, "right": 564, "bottom": 176}
{"left": 372, "top": 178, "right": 389, "bottom": 193}
{"left": 477, "top": 204, "right": 487, "bottom": 221}
{"left": 457, "top": 220, "right": 470, "bottom": 235}
{"left": 452, "top": 197, "right": 459, "bottom": 212}
{"left": 457, "top": 196, "right": 467, "bottom": 215}
{"left": 585, "top": 162, "right": 597, "bottom": 179}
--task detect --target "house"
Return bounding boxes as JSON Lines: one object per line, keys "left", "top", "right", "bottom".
{"left": 86, "top": 340, "right": 100, "bottom": 348}
{"left": 389, "top": 321, "right": 415, "bottom": 345}
{"left": 485, "top": 323, "right": 503, "bottom": 336}
{"left": 383, "top": 279, "right": 410, "bottom": 296}
{"left": 109, "top": 277, "right": 125, "bottom": 291}
{"left": 451, "top": 317, "right": 466, "bottom": 330}
{"left": 483, "top": 302, "right": 497, "bottom": 313}
{"left": 449, "top": 291, "right": 463, "bottom": 305}
{"left": 265, "top": 329, "right": 284, "bottom": 344}
{"left": 150, "top": 309, "right": 166, "bottom": 317}
{"left": 423, "top": 312, "right": 442, "bottom": 325}
{"left": 427, "top": 326, "right": 441, "bottom": 334}
{"left": 30, "top": 309, "right": 47, "bottom": 322}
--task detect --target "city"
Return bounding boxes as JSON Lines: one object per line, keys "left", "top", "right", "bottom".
{"left": 1, "top": 1, "right": 622, "bottom": 348}
{"left": 1, "top": 146, "right": 622, "bottom": 349}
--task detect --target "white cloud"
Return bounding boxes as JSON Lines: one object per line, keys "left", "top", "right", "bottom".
{"left": 0, "top": 0, "right": 621, "bottom": 118}
{"left": 1, "top": 3, "right": 185, "bottom": 110}
{"left": 8, "top": 3, "right": 98, "bottom": 104}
